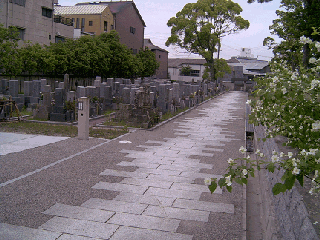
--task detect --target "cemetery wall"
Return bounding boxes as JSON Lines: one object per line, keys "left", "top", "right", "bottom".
{"left": 254, "top": 126, "right": 318, "bottom": 240}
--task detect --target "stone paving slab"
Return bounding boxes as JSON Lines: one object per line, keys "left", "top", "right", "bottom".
{"left": 119, "top": 177, "right": 173, "bottom": 189}
{"left": 39, "top": 216, "right": 119, "bottom": 239}
{"left": 107, "top": 212, "right": 180, "bottom": 232}
{"left": 142, "top": 205, "right": 210, "bottom": 222}
{"left": 144, "top": 187, "right": 202, "bottom": 200}
{"left": 110, "top": 226, "right": 193, "bottom": 240}
{"left": 81, "top": 198, "right": 148, "bottom": 214}
{"left": 173, "top": 198, "right": 235, "bottom": 214}
{"left": 116, "top": 161, "right": 160, "bottom": 169}
{"left": 135, "top": 167, "right": 182, "bottom": 176}
{"left": 99, "top": 169, "right": 149, "bottom": 179}
{"left": 170, "top": 182, "right": 212, "bottom": 193}
{"left": 58, "top": 234, "right": 100, "bottom": 240}
{"left": 43, "top": 203, "right": 115, "bottom": 222}
{"left": 0, "top": 223, "right": 61, "bottom": 240}
{"left": 146, "top": 174, "right": 195, "bottom": 183}
{"left": 92, "top": 181, "right": 149, "bottom": 194}
{"left": 113, "top": 192, "right": 175, "bottom": 207}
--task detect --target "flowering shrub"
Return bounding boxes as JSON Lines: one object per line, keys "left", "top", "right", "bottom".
{"left": 207, "top": 36, "right": 320, "bottom": 195}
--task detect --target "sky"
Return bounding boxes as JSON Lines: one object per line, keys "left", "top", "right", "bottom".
{"left": 58, "top": 0, "right": 282, "bottom": 61}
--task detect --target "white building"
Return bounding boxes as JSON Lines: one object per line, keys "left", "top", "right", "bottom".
{"left": 168, "top": 58, "right": 207, "bottom": 82}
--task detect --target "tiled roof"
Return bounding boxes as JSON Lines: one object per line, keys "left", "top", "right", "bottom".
{"left": 144, "top": 39, "right": 168, "bottom": 52}
{"left": 76, "top": 1, "right": 146, "bottom": 27}
{"left": 54, "top": 5, "right": 108, "bottom": 15}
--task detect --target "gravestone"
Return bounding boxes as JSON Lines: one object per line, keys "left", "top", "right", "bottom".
{"left": 1, "top": 79, "right": 8, "bottom": 94}
{"left": 78, "top": 97, "right": 90, "bottom": 140}
{"left": 93, "top": 79, "right": 101, "bottom": 87}
{"left": 77, "top": 86, "right": 87, "bottom": 98}
{"left": 58, "top": 82, "right": 65, "bottom": 89}
{"left": 32, "top": 80, "right": 41, "bottom": 97}
{"left": 24, "top": 81, "right": 33, "bottom": 96}
{"left": 122, "top": 87, "right": 130, "bottom": 104}
{"left": 40, "top": 79, "right": 47, "bottom": 92}
{"left": 63, "top": 74, "right": 70, "bottom": 91}
{"left": 9, "top": 80, "right": 19, "bottom": 97}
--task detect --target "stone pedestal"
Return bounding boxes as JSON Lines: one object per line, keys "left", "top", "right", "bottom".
{"left": 78, "top": 97, "right": 90, "bottom": 140}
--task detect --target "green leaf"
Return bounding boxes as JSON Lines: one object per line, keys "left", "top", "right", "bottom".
{"left": 226, "top": 185, "right": 232, "bottom": 192}
{"left": 208, "top": 181, "right": 218, "bottom": 193}
{"left": 296, "top": 174, "right": 304, "bottom": 187}
{"left": 272, "top": 183, "right": 287, "bottom": 195}
{"left": 235, "top": 178, "right": 243, "bottom": 185}
{"left": 262, "top": 138, "right": 266, "bottom": 142}
{"left": 267, "top": 163, "right": 275, "bottom": 173}
{"left": 218, "top": 177, "right": 226, "bottom": 187}
{"left": 284, "top": 175, "right": 296, "bottom": 190}
{"left": 241, "top": 178, "right": 248, "bottom": 184}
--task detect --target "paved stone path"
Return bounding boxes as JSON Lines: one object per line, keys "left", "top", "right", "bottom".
{"left": 0, "top": 91, "right": 247, "bottom": 239}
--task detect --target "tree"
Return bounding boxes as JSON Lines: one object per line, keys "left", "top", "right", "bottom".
{"left": 136, "top": 48, "right": 159, "bottom": 79}
{"left": 180, "top": 65, "right": 192, "bottom": 76}
{"left": 165, "top": 0, "right": 249, "bottom": 83}
{"left": 0, "top": 24, "right": 22, "bottom": 76}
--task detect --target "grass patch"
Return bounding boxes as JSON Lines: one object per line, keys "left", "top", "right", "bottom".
{"left": 0, "top": 121, "right": 128, "bottom": 139}
{"left": 161, "top": 107, "right": 189, "bottom": 121}
{"left": 103, "top": 119, "right": 137, "bottom": 128}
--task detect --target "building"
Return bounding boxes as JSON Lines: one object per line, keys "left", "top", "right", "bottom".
{"left": 144, "top": 39, "right": 168, "bottom": 79}
{"left": 0, "top": 0, "right": 73, "bottom": 45}
{"left": 54, "top": 5, "right": 114, "bottom": 38}
{"left": 168, "top": 58, "right": 207, "bottom": 82}
{"left": 76, "top": 1, "right": 146, "bottom": 53}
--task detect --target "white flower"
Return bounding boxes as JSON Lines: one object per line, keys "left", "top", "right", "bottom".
{"left": 280, "top": 152, "right": 284, "bottom": 158}
{"left": 272, "top": 150, "right": 277, "bottom": 155}
{"left": 292, "top": 167, "right": 300, "bottom": 175}
{"left": 288, "top": 152, "right": 293, "bottom": 158}
{"left": 308, "top": 149, "right": 318, "bottom": 155}
{"left": 312, "top": 121, "right": 320, "bottom": 130}
{"left": 247, "top": 155, "right": 251, "bottom": 159}
{"left": 239, "top": 146, "right": 247, "bottom": 154}
{"left": 282, "top": 87, "right": 287, "bottom": 94}
{"left": 227, "top": 158, "right": 234, "bottom": 164}
{"left": 271, "top": 155, "right": 279, "bottom": 163}
{"left": 246, "top": 99, "right": 252, "bottom": 105}
{"left": 242, "top": 169, "right": 248, "bottom": 176}
{"left": 255, "top": 149, "right": 261, "bottom": 155}
{"left": 225, "top": 175, "right": 232, "bottom": 186}
{"left": 300, "top": 36, "right": 312, "bottom": 44}
{"left": 204, "top": 178, "right": 212, "bottom": 186}
{"left": 309, "top": 57, "right": 317, "bottom": 64}
{"left": 260, "top": 153, "right": 264, "bottom": 157}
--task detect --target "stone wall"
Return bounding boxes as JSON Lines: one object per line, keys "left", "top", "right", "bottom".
{"left": 254, "top": 126, "right": 319, "bottom": 240}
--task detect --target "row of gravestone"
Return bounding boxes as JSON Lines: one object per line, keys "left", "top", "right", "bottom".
{"left": 0, "top": 77, "right": 216, "bottom": 122}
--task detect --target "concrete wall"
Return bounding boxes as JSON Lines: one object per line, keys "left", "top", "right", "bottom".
{"left": 169, "top": 63, "right": 206, "bottom": 82}
{"left": 59, "top": 8, "right": 113, "bottom": 36}
{"left": 153, "top": 49, "right": 168, "bottom": 79}
{"left": 0, "top": 0, "right": 73, "bottom": 45}
{"left": 254, "top": 126, "right": 319, "bottom": 240}
{"left": 115, "top": 3, "right": 144, "bottom": 53}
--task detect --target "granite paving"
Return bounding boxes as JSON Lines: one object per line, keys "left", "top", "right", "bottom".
{"left": 0, "top": 91, "right": 247, "bottom": 239}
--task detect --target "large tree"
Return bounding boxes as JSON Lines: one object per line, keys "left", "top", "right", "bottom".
{"left": 165, "top": 0, "right": 249, "bottom": 83}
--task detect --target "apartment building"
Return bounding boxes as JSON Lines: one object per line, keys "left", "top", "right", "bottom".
{"left": 54, "top": 5, "right": 113, "bottom": 38}
{"left": 0, "top": 0, "right": 73, "bottom": 45}
{"left": 144, "top": 39, "right": 168, "bottom": 79}
{"left": 76, "top": 1, "right": 146, "bottom": 53}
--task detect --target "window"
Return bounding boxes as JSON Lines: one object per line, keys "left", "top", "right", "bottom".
{"left": 104, "top": 21, "right": 107, "bottom": 32}
{"left": 159, "top": 55, "right": 161, "bottom": 59}
{"left": 55, "top": 36, "right": 65, "bottom": 43}
{"left": 81, "top": 18, "right": 85, "bottom": 27}
{"left": 190, "top": 70, "right": 200, "bottom": 77}
{"left": 17, "top": 28, "right": 25, "bottom": 40}
{"left": 89, "top": 21, "right": 93, "bottom": 26}
{"left": 130, "top": 26, "right": 136, "bottom": 34}
{"left": 49, "top": 34, "right": 51, "bottom": 40}
{"left": 9, "top": 0, "right": 25, "bottom": 7}
{"left": 42, "top": 7, "right": 53, "bottom": 18}
{"left": 76, "top": 18, "right": 80, "bottom": 29}
{"left": 111, "top": 25, "right": 114, "bottom": 30}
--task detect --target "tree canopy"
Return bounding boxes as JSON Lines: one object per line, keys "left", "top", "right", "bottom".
{"left": 166, "top": 0, "right": 249, "bottom": 82}
{"left": 0, "top": 27, "right": 159, "bottom": 79}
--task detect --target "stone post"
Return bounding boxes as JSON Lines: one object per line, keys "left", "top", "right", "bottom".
{"left": 78, "top": 97, "right": 90, "bottom": 140}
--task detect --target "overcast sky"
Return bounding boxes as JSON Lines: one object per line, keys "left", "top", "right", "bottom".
{"left": 58, "top": 0, "right": 282, "bottom": 61}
